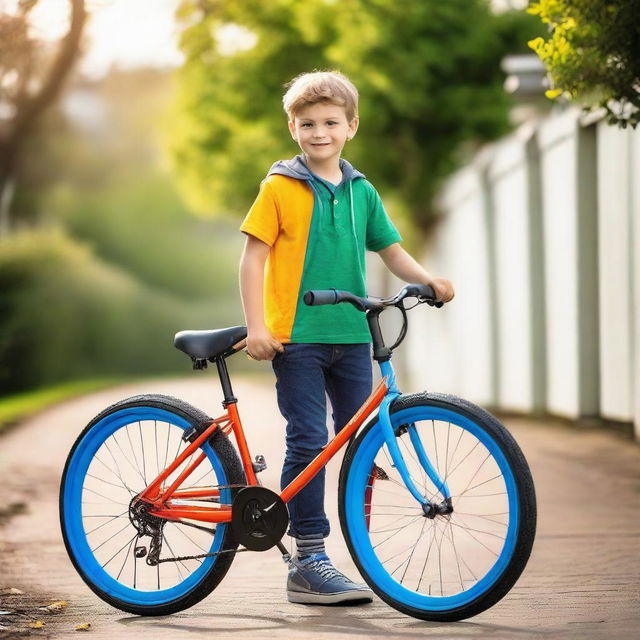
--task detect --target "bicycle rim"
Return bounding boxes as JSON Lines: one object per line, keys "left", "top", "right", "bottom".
{"left": 342, "top": 402, "right": 527, "bottom": 616}
{"left": 61, "top": 406, "right": 232, "bottom": 607}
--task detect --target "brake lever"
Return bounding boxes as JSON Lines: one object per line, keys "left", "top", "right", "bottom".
{"left": 423, "top": 298, "right": 444, "bottom": 309}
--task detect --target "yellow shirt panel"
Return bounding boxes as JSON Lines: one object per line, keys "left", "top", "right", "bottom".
{"left": 240, "top": 175, "right": 314, "bottom": 342}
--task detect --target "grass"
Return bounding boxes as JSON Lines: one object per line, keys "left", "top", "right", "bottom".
{"left": 0, "top": 379, "right": 125, "bottom": 435}
{"left": 0, "top": 366, "right": 277, "bottom": 436}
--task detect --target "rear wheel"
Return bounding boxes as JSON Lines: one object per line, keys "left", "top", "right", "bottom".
{"left": 339, "top": 393, "right": 536, "bottom": 621}
{"left": 60, "top": 394, "right": 245, "bottom": 615}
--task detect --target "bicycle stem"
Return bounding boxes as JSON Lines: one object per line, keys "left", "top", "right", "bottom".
{"left": 378, "top": 361, "right": 451, "bottom": 505}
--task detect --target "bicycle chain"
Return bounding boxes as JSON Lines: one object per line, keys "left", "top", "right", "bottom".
{"left": 152, "top": 547, "right": 249, "bottom": 564}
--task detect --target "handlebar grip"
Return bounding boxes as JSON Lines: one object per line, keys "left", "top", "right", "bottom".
{"left": 404, "top": 284, "right": 443, "bottom": 307}
{"left": 303, "top": 289, "right": 339, "bottom": 306}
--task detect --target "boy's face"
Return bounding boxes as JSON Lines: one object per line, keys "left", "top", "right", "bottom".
{"left": 288, "top": 102, "right": 358, "bottom": 167}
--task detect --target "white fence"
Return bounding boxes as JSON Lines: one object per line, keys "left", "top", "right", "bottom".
{"left": 406, "top": 107, "right": 640, "bottom": 439}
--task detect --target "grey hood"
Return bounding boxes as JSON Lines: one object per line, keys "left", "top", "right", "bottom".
{"left": 266, "top": 154, "right": 365, "bottom": 185}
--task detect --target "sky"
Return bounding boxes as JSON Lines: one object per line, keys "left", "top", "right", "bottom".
{"left": 3, "top": 0, "right": 183, "bottom": 79}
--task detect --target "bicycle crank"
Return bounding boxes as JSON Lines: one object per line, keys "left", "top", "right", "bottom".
{"left": 231, "top": 486, "right": 289, "bottom": 551}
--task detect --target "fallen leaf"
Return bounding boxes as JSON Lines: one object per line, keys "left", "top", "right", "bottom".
{"left": 45, "top": 601, "right": 68, "bottom": 612}
{"left": 75, "top": 622, "right": 91, "bottom": 631}
{"left": 0, "top": 587, "right": 24, "bottom": 595}
{"left": 28, "top": 620, "right": 45, "bottom": 628}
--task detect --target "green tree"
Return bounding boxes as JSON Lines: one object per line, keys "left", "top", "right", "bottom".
{"left": 170, "top": 0, "right": 539, "bottom": 230}
{"left": 528, "top": 0, "right": 640, "bottom": 128}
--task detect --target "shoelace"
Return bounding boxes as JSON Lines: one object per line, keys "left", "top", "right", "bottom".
{"left": 306, "top": 559, "right": 351, "bottom": 582}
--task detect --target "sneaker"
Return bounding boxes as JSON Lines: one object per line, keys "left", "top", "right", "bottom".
{"left": 286, "top": 553, "right": 373, "bottom": 605}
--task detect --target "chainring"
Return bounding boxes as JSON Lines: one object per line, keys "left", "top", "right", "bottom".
{"left": 231, "top": 486, "right": 289, "bottom": 551}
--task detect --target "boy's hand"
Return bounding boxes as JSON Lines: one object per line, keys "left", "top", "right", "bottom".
{"left": 429, "top": 277, "right": 455, "bottom": 303}
{"left": 246, "top": 330, "right": 284, "bottom": 361}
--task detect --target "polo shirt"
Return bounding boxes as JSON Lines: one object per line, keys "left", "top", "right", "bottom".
{"left": 240, "top": 163, "right": 401, "bottom": 344}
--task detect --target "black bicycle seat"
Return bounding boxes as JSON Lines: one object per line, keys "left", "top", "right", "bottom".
{"left": 174, "top": 326, "right": 247, "bottom": 360}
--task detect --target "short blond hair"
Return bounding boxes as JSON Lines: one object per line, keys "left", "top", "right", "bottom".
{"left": 283, "top": 70, "right": 359, "bottom": 122}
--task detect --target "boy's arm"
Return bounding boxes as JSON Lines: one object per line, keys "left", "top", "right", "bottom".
{"left": 377, "top": 243, "right": 455, "bottom": 303}
{"left": 239, "top": 235, "right": 284, "bottom": 361}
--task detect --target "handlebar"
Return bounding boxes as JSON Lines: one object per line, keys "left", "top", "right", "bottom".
{"left": 303, "top": 284, "right": 445, "bottom": 361}
{"left": 303, "top": 283, "right": 444, "bottom": 312}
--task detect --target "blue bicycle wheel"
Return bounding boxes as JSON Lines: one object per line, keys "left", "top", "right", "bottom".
{"left": 60, "top": 395, "right": 245, "bottom": 615}
{"left": 339, "top": 392, "right": 536, "bottom": 621}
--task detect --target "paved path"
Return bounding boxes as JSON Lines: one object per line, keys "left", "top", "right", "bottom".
{"left": 0, "top": 376, "right": 639, "bottom": 639}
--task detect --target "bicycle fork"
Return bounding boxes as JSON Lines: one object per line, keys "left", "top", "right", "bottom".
{"left": 377, "top": 361, "right": 453, "bottom": 518}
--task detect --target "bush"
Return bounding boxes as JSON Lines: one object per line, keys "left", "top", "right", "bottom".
{"left": 0, "top": 230, "right": 240, "bottom": 395}
{"left": 528, "top": 0, "right": 640, "bottom": 128}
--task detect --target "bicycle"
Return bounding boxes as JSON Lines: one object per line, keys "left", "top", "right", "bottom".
{"left": 59, "top": 284, "right": 536, "bottom": 622}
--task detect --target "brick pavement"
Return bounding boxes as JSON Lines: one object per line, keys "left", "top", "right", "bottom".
{"left": 0, "top": 375, "right": 638, "bottom": 639}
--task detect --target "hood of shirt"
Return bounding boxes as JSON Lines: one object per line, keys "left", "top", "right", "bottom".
{"left": 266, "top": 154, "right": 365, "bottom": 185}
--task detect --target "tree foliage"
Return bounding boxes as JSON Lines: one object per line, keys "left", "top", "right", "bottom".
{"left": 528, "top": 0, "right": 640, "bottom": 128}
{"left": 0, "top": 0, "right": 86, "bottom": 232}
{"left": 170, "top": 0, "right": 539, "bottom": 230}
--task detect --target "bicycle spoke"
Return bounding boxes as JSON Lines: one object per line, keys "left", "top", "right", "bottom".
{"left": 446, "top": 440, "right": 481, "bottom": 480}
{"left": 93, "top": 450, "right": 135, "bottom": 494}
{"left": 458, "top": 472, "right": 504, "bottom": 498}
{"left": 125, "top": 425, "right": 145, "bottom": 483}
{"left": 112, "top": 430, "right": 146, "bottom": 486}
{"left": 448, "top": 517, "right": 503, "bottom": 553}
{"left": 85, "top": 510, "right": 129, "bottom": 535}
{"left": 445, "top": 425, "right": 466, "bottom": 483}
{"left": 153, "top": 421, "right": 158, "bottom": 477}
{"left": 399, "top": 518, "right": 428, "bottom": 585}
{"left": 372, "top": 514, "right": 423, "bottom": 550}
{"left": 369, "top": 513, "right": 425, "bottom": 534}
{"left": 86, "top": 471, "right": 133, "bottom": 495}
{"left": 162, "top": 533, "right": 188, "bottom": 578}
{"left": 82, "top": 486, "right": 127, "bottom": 506}
{"left": 454, "top": 511, "right": 509, "bottom": 526}
{"left": 169, "top": 522, "right": 208, "bottom": 556}
{"left": 416, "top": 517, "right": 439, "bottom": 593}
{"left": 138, "top": 421, "right": 148, "bottom": 485}
{"left": 115, "top": 536, "right": 136, "bottom": 582}
{"left": 91, "top": 520, "right": 134, "bottom": 553}
{"left": 102, "top": 440, "right": 138, "bottom": 494}
{"left": 101, "top": 532, "right": 139, "bottom": 570}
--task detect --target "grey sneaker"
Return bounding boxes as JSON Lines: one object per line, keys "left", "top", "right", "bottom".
{"left": 287, "top": 553, "right": 373, "bottom": 605}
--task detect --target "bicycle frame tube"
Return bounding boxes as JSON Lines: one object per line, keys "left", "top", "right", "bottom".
{"left": 279, "top": 379, "right": 389, "bottom": 504}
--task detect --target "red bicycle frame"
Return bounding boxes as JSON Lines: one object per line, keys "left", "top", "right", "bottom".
{"left": 138, "top": 378, "right": 389, "bottom": 524}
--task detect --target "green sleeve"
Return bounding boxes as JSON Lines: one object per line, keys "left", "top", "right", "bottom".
{"left": 365, "top": 181, "right": 402, "bottom": 251}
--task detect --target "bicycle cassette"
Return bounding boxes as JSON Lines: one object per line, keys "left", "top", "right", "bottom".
{"left": 231, "top": 486, "right": 289, "bottom": 551}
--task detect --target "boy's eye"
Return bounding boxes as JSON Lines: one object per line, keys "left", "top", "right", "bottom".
{"left": 300, "top": 122, "right": 312, "bottom": 128}
{"left": 327, "top": 121, "right": 338, "bottom": 126}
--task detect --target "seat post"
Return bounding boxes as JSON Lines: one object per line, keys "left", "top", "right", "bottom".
{"left": 214, "top": 357, "right": 237, "bottom": 405}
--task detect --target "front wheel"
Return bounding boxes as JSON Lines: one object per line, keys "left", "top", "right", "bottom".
{"left": 339, "top": 392, "right": 536, "bottom": 621}
{"left": 60, "top": 394, "right": 245, "bottom": 616}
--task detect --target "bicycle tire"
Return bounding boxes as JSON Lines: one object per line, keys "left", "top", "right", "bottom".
{"left": 60, "top": 394, "right": 245, "bottom": 616}
{"left": 339, "top": 392, "right": 536, "bottom": 621}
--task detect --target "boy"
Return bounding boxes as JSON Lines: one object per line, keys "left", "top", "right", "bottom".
{"left": 239, "top": 71, "right": 454, "bottom": 605}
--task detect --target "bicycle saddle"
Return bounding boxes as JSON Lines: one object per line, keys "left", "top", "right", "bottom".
{"left": 174, "top": 326, "right": 247, "bottom": 360}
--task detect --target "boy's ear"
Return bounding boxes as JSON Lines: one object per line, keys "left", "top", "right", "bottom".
{"left": 348, "top": 116, "right": 359, "bottom": 140}
{"left": 288, "top": 120, "right": 297, "bottom": 141}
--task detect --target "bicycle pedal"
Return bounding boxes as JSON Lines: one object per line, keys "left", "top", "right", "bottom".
{"left": 252, "top": 454, "right": 267, "bottom": 473}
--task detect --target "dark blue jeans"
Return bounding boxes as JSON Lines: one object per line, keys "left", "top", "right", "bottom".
{"left": 271, "top": 343, "right": 373, "bottom": 539}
